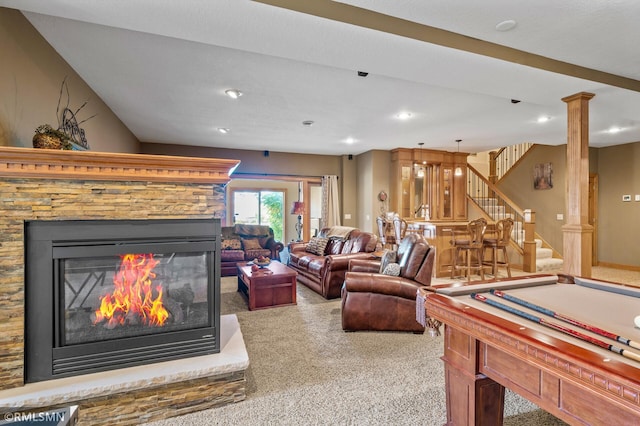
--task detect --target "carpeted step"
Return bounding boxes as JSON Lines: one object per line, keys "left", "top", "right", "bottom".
{"left": 537, "top": 247, "right": 553, "bottom": 259}
{"left": 536, "top": 257, "right": 564, "bottom": 271}
{"left": 533, "top": 239, "right": 562, "bottom": 270}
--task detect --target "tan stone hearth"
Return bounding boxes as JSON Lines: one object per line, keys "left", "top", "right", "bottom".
{"left": 0, "top": 147, "right": 246, "bottom": 425}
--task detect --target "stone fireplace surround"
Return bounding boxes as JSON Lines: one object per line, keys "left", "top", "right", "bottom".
{"left": 0, "top": 147, "right": 248, "bottom": 425}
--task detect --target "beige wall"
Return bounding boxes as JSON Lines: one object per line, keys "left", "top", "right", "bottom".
{"left": 355, "top": 151, "right": 374, "bottom": 234}
{"left": 595, "top": 142, "right": 640, "bottom": 267}
{"left": 141, "top": 143, "right": 342, "bottom": 177}
{"left": 142, "top": 142, "right": 364, "bottom": 231}
{"left": 355, "top": 150, "right": 391, "bottom": 234}
{"left": 0, "top": 8, "right": 139, "bottom": 152}
{"left": 498, "top": 145, "right": 567, "bottom": 253}
{"left": 341, "top": 154, "right": 358, "bottom": 228}
{"left": 467, "top": 151, "right": 489, "bottom": 177}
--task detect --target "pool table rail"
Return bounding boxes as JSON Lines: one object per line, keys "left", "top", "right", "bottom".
{"left": 424, "top": 276, "right": 640, "bottom": 425}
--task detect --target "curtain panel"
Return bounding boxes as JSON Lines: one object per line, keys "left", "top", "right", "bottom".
{"left": 321, "top": 175, "right": 340, "bottom": 228}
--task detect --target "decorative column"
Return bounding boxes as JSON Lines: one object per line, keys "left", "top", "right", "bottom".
{"left": 561, "top": 92, "right": 595, "bottom": 277}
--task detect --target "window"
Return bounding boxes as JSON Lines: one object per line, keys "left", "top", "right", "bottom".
{"left": 232, "top": 190, "right": 284, "bottom": 241}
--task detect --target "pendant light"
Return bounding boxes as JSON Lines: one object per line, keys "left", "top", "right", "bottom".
{"left": 454, "top": 139, "right": 463, "bottom": 176}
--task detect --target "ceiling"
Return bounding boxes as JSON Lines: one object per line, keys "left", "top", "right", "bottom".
{"left": 2, "top": 0, "right": 640, "bottom": 155}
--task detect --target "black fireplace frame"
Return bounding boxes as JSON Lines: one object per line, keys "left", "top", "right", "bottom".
{"left": 24, "top": 218, "right": 221, "bottom": 383}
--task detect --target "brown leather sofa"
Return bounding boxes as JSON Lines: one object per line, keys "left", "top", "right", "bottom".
{"left": 220, "top": 224, "right": 284, "bottom": 276}
{"left": 287, "top": 226, "right": 378, "bottom": 299}
{"left": 341, "top": 233, "right": 434, "bottom": 333}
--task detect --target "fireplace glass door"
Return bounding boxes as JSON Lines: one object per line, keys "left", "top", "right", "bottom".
{"left": 62, "top": 251, "right": 210, "bottom": 346}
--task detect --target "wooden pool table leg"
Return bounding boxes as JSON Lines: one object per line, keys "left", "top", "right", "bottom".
{"left": 442, "top": 325, "right": 505, "bottom": 425}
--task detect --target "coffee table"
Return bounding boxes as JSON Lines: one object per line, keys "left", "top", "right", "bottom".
{"left": 236, "top": 261, "right": 297, "bottom": 310}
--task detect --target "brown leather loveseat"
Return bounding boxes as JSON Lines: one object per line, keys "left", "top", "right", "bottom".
{"left": 287, "top": 226, "right": 378, "bottom": 299}
{"left": 220, "top": 224, "right": 285, "bottom": 276}
{"left": 341, "top": 233, "right": 434, "bottom": 333}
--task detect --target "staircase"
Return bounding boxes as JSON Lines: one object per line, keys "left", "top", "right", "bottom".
{"left": 535, "top": 239, "right": 564, "bottom": 271}
{"left": 468, "top": 160, "right": 564, "bottom": 272}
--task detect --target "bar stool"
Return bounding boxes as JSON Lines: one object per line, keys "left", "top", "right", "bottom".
{"left": 450, "top": 218, "right": 487, "bottom": 282}
{"left": 376, "top": 216, "right": 387, "bottom": 248}
{"left": 482, "top": 218, "right": 514, "bottom": 278}
{"left": 392, "top": 215, "right": 407, "bottom": 244}
{"left": 376, "top": 216, "right": 395, "bottom": 250}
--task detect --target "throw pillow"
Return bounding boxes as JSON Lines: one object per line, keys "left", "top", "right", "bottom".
{"left": 221, "top": 239, "right": 241, "bottom": 250}
{"left": 241, "top": 238, "right": 262, "bottom": 250}
{"left": 379, "top": 249, "right": 397, "bottom": 273}
{"left": 314, "top": 236, "right": 329, "bottom": 255}
{"left": 306, "top": 236, "right": 329, "bottom": 256}
{"left": 305, "top": 238, "right": 318, "bottom": 254}
{"left": 382, "top": 262, "right": 401, "bottom": 276}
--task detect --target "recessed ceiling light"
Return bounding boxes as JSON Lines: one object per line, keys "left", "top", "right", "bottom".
{"left": 225, "top": 89, "right": 242, "bottom": 99}
{"left": 396, "top": 112, "right": 412, "bottom": 120}
{"left": 537, "top": 116, "right": 551, "bottom": 123}
{"left": 344, "top": 137, "right": 356, "bottom": 144}
{"left": 302, "top": 120, "right": 314, "bottom": 127}
{"left": 217, "top": 128, "right": 230, "bottom": 134}
{"left": 495, "top": 20, "right": 517, "bottom": 32}
{"left": 608, "top": 126, "right": 622, "bottom": 134}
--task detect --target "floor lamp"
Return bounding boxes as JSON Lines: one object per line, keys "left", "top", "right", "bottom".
{"left": 291, "top": 201, "right": 306, "bottom": 241}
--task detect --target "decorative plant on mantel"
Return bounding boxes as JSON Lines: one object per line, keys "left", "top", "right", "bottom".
{"left": 32, "top": 77, "right": 96, "bottom": 150}
{"left": 32, "top": 124, "right": 73, "bottom": 150}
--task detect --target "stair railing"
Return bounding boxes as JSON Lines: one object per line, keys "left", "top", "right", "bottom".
{"left": 490, "top": 142, "right": 533, "bottom": 182}
{"left": 468, "top": 164, "right": 539, "bottom": 272}
{"left": 467, "top": 164, "right": 527, "bottom": 249}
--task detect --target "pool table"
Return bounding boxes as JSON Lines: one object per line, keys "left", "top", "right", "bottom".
{"left": 421, "top": 274, "right": 640, "bottom": 425}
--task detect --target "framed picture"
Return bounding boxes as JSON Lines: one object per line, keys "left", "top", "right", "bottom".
{"left": 533, "top": 162, "right": 553, "bottom": 190}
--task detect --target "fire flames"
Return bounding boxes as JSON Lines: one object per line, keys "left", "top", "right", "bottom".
{"left": 94, "top": 253, "right": 169, "bottom": 328}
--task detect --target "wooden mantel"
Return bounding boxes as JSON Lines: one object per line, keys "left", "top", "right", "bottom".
{"left": 0, "top": 147, "right": 240, "bottom": 184}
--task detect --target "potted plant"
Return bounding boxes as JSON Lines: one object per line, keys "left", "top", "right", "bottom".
{"left": 32, "top": 124, "right": 73, "bottom": 150}
{"left": 32, "top": 77, "right": 95, "bottom": 150}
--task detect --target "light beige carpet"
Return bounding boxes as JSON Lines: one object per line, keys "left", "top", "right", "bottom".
{"left": 143, "top": 273, "right": 574, "bottom": 426}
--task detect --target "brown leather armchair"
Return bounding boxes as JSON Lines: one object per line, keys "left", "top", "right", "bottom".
{"left": 341, "top": 233, "right": 434, "bottom": 333}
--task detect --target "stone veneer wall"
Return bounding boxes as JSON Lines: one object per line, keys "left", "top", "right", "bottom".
{"left": 0, "top": 147, "right": 244, "bottom": 424}
{"left": 0, "top": 178, "right": 226, "bottom": 389}
{"left": 53, "top": 371, "right": 245, "bottom": 425}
